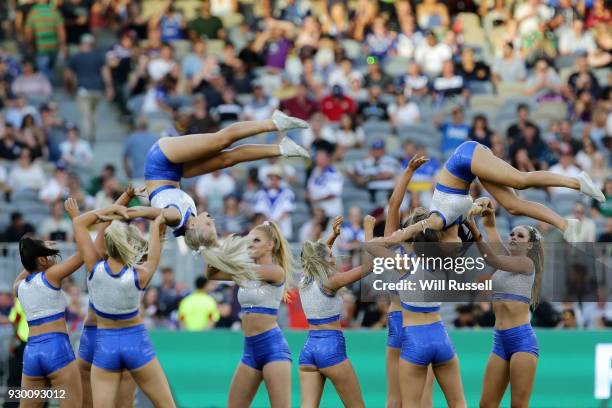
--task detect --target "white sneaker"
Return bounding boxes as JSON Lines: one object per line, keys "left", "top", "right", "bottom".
{"left": 279, "top": 137, "right": 310, "bottom": 160}
{"left": 272, "top": 110, "right": 309, "bottom": 131}
{"left": 577, "top": 171, "right": 605, "bottom": 202}
{"left": 562, "top": 218, "right": 580, "bottom": 243}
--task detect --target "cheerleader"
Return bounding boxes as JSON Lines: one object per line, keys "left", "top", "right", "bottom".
{"left": 383, "top": 156, "right": 434, "bottom": 408}
{"left": 204, "top": 221, "right": 294, "bottom": 408}
{"left": 76, "top": 188, "right": 137, "bottom": 408}
{"left": 71, "top": 202, "right": 175, "bottom": 407}
{"left": 13, "top": 199, "right": 82, "bottom": 407}
{"left": 298, "top": 215, "right": 375, "bottom": 408}
{"left": 367, "top": 209, "right": 467, "bottom": 408}
{"left": 116, "top": 111, "right": 309, "bottom": 245}
{"left": 465, "top": 201, "right": 541, "bottom": 408}
{"left": 386, "top": 141, "right": 604, "bottom": 244}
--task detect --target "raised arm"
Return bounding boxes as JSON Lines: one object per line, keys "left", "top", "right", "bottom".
{"left": 138, "top": 215, "right": 167, "bottom": 288}
{"left": 12, "top": 270, "right": 30, "bottom": 297}
{"left": 325, "top": 216, "right": 343, "bottom": 248}
{"left": 385, "top": 156, "right": 428, "bottom": 236}
{"left": 465, "top": 218, "right": 533, "bottom": 274}
{"left": 73, "top": 203, "right": 129, "bottom": 271}
{"left": 123, "top": 206, "right": 181, "bottom": 226}
{"left": 204, "top": 265, "right": 234, "bottom": 281}
{"left": 94, "top": 187, "right": 137, "bottom": 256}
{"left": 45, "top": 198, "right": 86, "bottom": 286}
{"left": 254, "top": 264, "right": 285, "bottom": 285}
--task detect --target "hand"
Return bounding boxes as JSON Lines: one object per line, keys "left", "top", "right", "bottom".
{"left": 407, "top": 155, "right": 429, "bottom": 171}
{"left": 363, "top": 215, "right": 376, "bottom": 231}
{"left": 64, "top": 198, "right": 80, "bottom": 219}
{"left": 106, "top": 87, "right": 114, "bottom": 101}
{"left": 97, "top": 214, "right": 124, "bottom": 222}
{"left": 331, "top": 216, "right": 343, "bottom": 235}
{"left": 106, "top": 204, "right": 129, "bottom": 219}
{"left": 387, "top": 229, "right": 405, "bottom": 244}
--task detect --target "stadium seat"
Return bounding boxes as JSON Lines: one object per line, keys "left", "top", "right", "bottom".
{"left": 510, "top": 216, "right": 539, "bottom": 228}
{"left": 383, "top": 57, "right": 411, "bottom": 77}
{"left": 362, "top": 121, "right": 393, "bottom": 136}
{"left": 172, "top": 39, "right": 192, "bottom": 60}
{"left": 468, "top": 81, "right": 494, "bottom": 95}
{"left": 470, "top": 95, "right": 502, "bottom": 111}
{"left": 496, "top": 82, "right": 525, "bottom": 98}
{"left": 552, "top": 193, "right": 582, "bottom": 216}
{"left": 532, "top": 102, "right": 568, "bottom": 122}
{"left": 521, "top": 189, "right": 549, "bottom": 204}
{"left": 555, "top": 54, "right": 578, "bottom": 69}
{"left": 341, "top": 39, "right": 363, "bottom": 60}
{"left": 342, "top": 187, "right": 371, "bottom": 203}
{"left": 343, "top": 149, "right": 367, "bottom": 162}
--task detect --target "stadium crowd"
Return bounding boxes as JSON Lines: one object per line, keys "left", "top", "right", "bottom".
{"left": 0, "top": 0, "right": 611, "bottom": 348}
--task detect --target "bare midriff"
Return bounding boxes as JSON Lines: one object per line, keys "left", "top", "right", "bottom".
{"left": 493, "top": 301, "right": 531, "bottom": 330}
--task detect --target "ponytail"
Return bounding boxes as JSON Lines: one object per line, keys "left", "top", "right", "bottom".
{"left": 300, "top": 240, "right": 335, "bottom": 289}
{"left": 198, "top": 235, "right": 259, "bottom": 285}
{"left": 19, "top": 235, "right": 60, "bottom": 272}
{"left": 105, "top": 221, "right": 147, "bottom": 267}
{"left": 524, "top": 225, "right": 544, "bottom": 309}
{"left": 255, "top": 221, "right": 295, "bottom": 298}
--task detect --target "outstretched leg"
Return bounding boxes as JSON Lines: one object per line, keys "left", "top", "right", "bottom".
{"left": 182, "top": 138, "right": 309, "bottom": 178}
{"left": 480, "top": 180, "right": 567, "bottom": 231}
{"left": 472, "top": 145, "right": 604, "bottom": 201}
{"left": 160, "top": 111, "right": 308, "bottom": 165}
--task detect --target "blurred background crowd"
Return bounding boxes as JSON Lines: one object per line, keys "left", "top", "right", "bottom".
{"left": 0, "top": 0, "right": 611, "bottom": 361}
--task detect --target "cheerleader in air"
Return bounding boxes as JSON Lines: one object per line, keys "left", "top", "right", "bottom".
{"left": 298, "top": 215, "right": 375, "bottom": 408}
{"left": 204, "top": 221, "right": 294, "bottom": 408}
{"left": 465, "top": 201, "right": 541, "bottom": 408}
{"left": 116, "top": 111, "right": 309, "bottom": 245}
{"left": 71, "top": 201, "right": 175, "bottom": 407}
{"left": 367, "top": 208, "right": 469, "bottom": 408}
{"left": 13, "top": 200, "right": 83, "bottom": 408}
{"left": 386, "top": 140, "right": 604, "bottom": 244}
{"left": 76, "top": 188, "right": 137, "bottom": 408}
{"left": 382, "top": 156, "right": 435, "bottom": 408}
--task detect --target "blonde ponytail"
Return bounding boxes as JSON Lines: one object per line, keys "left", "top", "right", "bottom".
{"left": 104, "top": 221, "right": 147, "bottom": 267}
{"left": 300, "top": 240, "right": 335, "bottom": 289}
{"left": 524, "top": 225, "right": 544, "bottom": 309}
{"left": 199, "top": 235, "right": 259, "bottom": 285}
{"left": 255, "top": 221, "right": 295, "bottom": 298}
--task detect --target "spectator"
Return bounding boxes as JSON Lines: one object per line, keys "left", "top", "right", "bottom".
{"left": 328, "top": 57, "right": 360, "bottom": 91}
{"left": 258, "top": 157, "right": 298, "bottom": 187}
{"left": 59, "top": 123, "right": 93, "bottom": 168}
{"left": 195, "top": 170, "right": 236, "bottom": 217}
{"left": 279, "top": 82, "right": 319, "bottom": 121}
{"left": 416, "top": 0, "right": 450, "bottom": 30}
{"left": 217, "top": 194, "right": 249, "bottom": 237}
{"left": 188, "top": 95, "right": 218, "bottom": 133}
{"left": 336, "top": 206, "right": 365, "bottom": 266}
{"left": 39, "top": 199, "right": 72, "bottom": 241}
{"left": 321, "top": 113, "right": 365, "bottom": 155}
{"left": 25, "top": 0, "right": 67, "bottom": 80}
{"left": 491, "top": 42, "right": 527, "bottom": 86}
{"left": 506, "top": 103, "right": 540, "bottom": 145}
{"left": 597, "top": 217, "right": 612, "bottom": 242}
{"left": 509, "top": 123, "right": 548, "bottom": 171}
{"left": 565, "top": 55, "right": 601, "bottom": 100}
{"left": 357, "top": 85, "right": 388, "bottom": 123}
{"left": 456, "top": 47, "right": 491, "bottom": 84}
{"left": 437, "top": 105, "right": 470, "bottom": 156}
{"left": 1, "top": 212, "right": 35, "bottom": 242}
{"left": 123, "top": 118, "right": 159, "bottom": 183}
{"left": 513, "top": 0, "right": 553, "bottom": 41}
{"left": 414, "top": 31, "right": 452, "bottom": 77}
{"left": 388, "top": 91, "right": 421, "bottom": 128}
{"left": 299, "top": 207, "right": 329, "bottom": 243}
{"left": 147, "top": 43, "right": 178, "bottom": 82}
{"left": 157, "top": 267, "right": 181, "bottom": 319}
{"left": 432, "top": 59, "right": 467, "bottom": 100}
{"left": 582, "top": 288, "right": 612, "bottom": 328}
{"left": 559, "top": 20, "right": 597, "bottom": 56}
{"left": 210, "top": 87, "right": 242, "bottom": 124}
{"left": 365, "top": 17, "right": 396, "bottom": 60}
{"left": 65, "top": 34, "right": 113, "bottom": 143}
{"left": 106, "top": 30, "right": 136, "bottom": 117}
{"left": 400, "top": 141, "right": 441, "bottom": 191}
{"left": 320, "top": 84, "right": 356, "bottom": 123}
{"left": 11, "top": 59, "right": 52, "bottom": 101}
{"left": 570, "top": 202, "right": 597, "bottom": 242}
{"left": 252, "top": 20, "right": 293, "bottom": 71}
{"left": 253, "top": 166, "right": 296, "bottom": 239}
{"left": 347, "top": 139, "right": 399, "bottom": 203}
{"left": 524, "top": 59, "right": 563, "bottom": 102}
{"left": 364, "top": 60, "right": 393, "bottom": 91}
{"left": 188, "top": 0, "right": 225, "bottom": 40}
{"left": 403, "top": 61, "right": 430, "bottom": 98}
{"left": 93, "top": 177, "right": 122, "bottom": 209}
{"left": 8, "top": 148, "right": 46, "bottom": 192}
{"left": 0, "top": 124, "right": 25, "bottom": 161}
{"left": 560, "top": 308, "right": 578, "bottom": 328}
{"left": 396, "top": 17, "right": 424, "bottom": 60}
{"left": 307, "top": 148, "right": 343, "bottom": 217}
{"left": 39, "top": 163, "right": 69, "bottom": 204}
{"left": 59, "top": 0, "right": 90, "bottom": 46}
{"left": 469, "top": 114, "right": 494, "bottom": 148}
{"left": 548, "top": 144, "right": 582, "bottom": 196}
{"left": 178, "top": 276, "right": 220, "bottom": 331}
{"left": 149, "top": 0, "right": 186, "bottom": 43}
{"left": 243, "top": 81, "right": 278, "bottom": 122}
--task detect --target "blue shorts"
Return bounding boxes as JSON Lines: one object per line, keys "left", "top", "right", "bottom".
{"left": 23, "top": 332, "right": 75, "bottom": 377}
{"left": 387, "top": 311, "right": 403, "bottom": 349}
{"left": 400, "top": 321, "right": 456, "bottom": 366}
{"left": 445, "top": 141, "right": 479, "bottom": 183}
{"left": 492, "top": 324, "right": 539, "bottom": 361}
{"left": 299, "top": 330, "right": 348, "bottom": 369}
{"left": 241, "top": 327, "right": 292, "bottom": 371}
{"left": 144, "top": 142, "right": 183, "bottom": 182}
{"left": 78, "top": 325, "right": 97, "bottom": 364}
{"left": 92, "top": 325, "right": 156, "bottom": 372}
